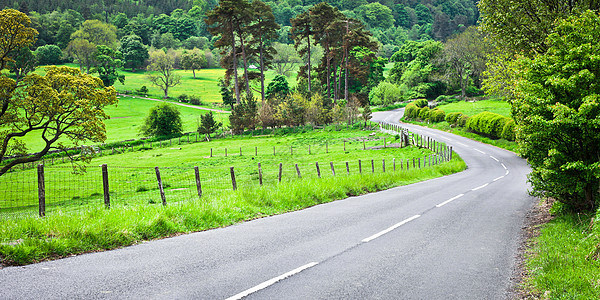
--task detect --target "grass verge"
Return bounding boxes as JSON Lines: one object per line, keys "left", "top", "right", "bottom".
{"left": 522, "top": 206, "right": 600, "bottom": 299}
{"left": 0, "top": 157, "right": 465, "bottom": 266}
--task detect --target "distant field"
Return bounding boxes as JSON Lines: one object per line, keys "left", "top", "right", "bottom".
{"left": 12, "top": 96, "right": 228, "bottom": 151}
{"left": 438, "top": 99, "right": 512, "bottom": 117}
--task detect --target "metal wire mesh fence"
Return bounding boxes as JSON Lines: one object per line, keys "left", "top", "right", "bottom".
{"left": 0, "top": 123, "right": 452, "bottom": 219}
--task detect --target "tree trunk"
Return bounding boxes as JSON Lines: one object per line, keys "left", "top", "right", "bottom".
{"left": 231, "top": 21, "right": 240, "bottom": 104}
{"left": 259, "top": 36, "right": 265, "bottom": 103}
{"left": 192, "top": 69, "right": 196, "bottom": 78}
{"left": 307, "top": 35, "right": 312, "bottom": 95}
{"left": 237, "top": 30, "right": 251, "bottom": 99}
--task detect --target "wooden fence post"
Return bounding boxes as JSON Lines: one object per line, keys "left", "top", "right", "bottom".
{"left": 225, "top": 148, "right": 228, "bottom": 157}
{"left": 255, "top": 146, "right": 257, "bottom": 156}
{"left": 449, "top": 146, "right": 453, "bottom": 160}
{"left": 278, "top": 163, "right": 283, "bottom": 182}
{"left": 359, "top": 160, "right": 362, "bottom": 174}
{"left": 210, "top": 148, "right": 213, "bottom": 157}
{"left": 155, "top": 167, "right": 166, "bottom": 206}
{"left": 240, "top": 147, "right": 242, "bottom": 156}
{"left": 343, "top": 141, "right": 346, "bottom": 151}
{"left": 382, "top": 159, "right": 386, "bottom": 172}
{"left": 102, "top": 164, "right": 110, "bottom": 209}
{"left": 330, "top": 162, "right": 335, "bottom": 176}
{"left": 407, "top": 159, "right": 410, "bottom": 170}
{"left": 273, "top": 146, "right": 276, "bottom": 155}
{"left": 363, "top": 140, "right": 366, "bottom": 150}
{"left": 316, "top": 162, "right": 321, "bottom": 178}
{"left": 258, "top": 163, "right": 263, "bottom": 186}
{"left": 418, "top": 158, "right": 421, "bottom": 168}
{"left": 346, "top": 162, "right": 350, "bottom": 175}
{"left": 309, "top": 145, "right": 311, "bottom": 155}
{"left": 230, "top": 167, "right": 237, "bottom": 190}
{"left": 295, "top": 163, "right": 301, "bottom": 178}
{"left": 37, "top": 164, "right": 45, "bottom": 217}
{"left": 371, "top": 159, "right": 375, "bottom": 173}
{"left": 384, "top": 138, "right": 386, "bottom": 148}
{"left": 194, "top": 166, "right": 202, "bottom": 198}
{"left": 393, "top": 158, "right": 396, "bottom": 171}
{"left": 413, "top": 158, "right": 416, "bottom": 169}
{"left": 326, "top": 141, "right": 328, "bottom": 153}
{"left": 291, "top": 146, "right": 293, "bottom": 155}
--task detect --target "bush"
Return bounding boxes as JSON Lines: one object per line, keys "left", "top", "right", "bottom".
{"left": 136, "top": 86, "right": 148, "bottom": 95}
{"left": 140, "top": 103, "right": 183, "bottom": 137}
{"left": 457, "top": 115, "right": 469, "bottom": 127}
{"left": 177, "top": 94, "right": 189, "bottom": 102}
{"left": 445, "top": 112, "right": 463, "bottom": 125}
{"left": 418, "top": 106, "right": 430, "bottom": 120}
{"left": 501, "top": 119, "right": 516, "bottom": 141}
{"left": 429, "top": 109, "right": 446, "bottom": 122}
{"left": 413, "top": 98, "right": 428, "bottom": 108}
{"left": 466, "top": 112, "right": 513, "bottom": 139}
{"left": 189, "top": 95, "right": 203, "bottom": 105}
{"left": 403, "top": 103, "right": 420, "bottom": 119}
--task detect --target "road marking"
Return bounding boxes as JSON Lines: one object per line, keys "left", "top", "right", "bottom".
{"left": 440, "top": 136, "right": 452, "bottom": 141}
{"left": 472, "top": 183, "right": 489, "bottom": 191}
{"left": 436, "top": 194, "right": 465, "bottom": 208}
{"left": 505, "top": 170, "right": 510, "bottom": 176}
{"left": 473, "top": 148, "right": 485, "bottom": 154}
{"left": 362, "top": 215, "right": 421, "bottom": 243}
{"left": 456, "top": 142, "right": 468, "bottom": 147}
{"left": 225, "top": 262, "right": 319, "bottom": 300}
{"left": 501, "top": 163, "right": 507, "bottom": 170}
{"left": 490, "top": 156, "right": 499, "bottom": 162}
{"left": 493, "top": 176, "right": 505, "bottom": 182}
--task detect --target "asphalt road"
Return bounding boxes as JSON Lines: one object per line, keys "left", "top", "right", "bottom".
{"left": 0, "top": 108, "right": 534, "bottom": 299}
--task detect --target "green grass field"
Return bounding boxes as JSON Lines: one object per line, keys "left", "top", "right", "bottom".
{"left": 438, "top": 98, "right": 512, "bottom": 117}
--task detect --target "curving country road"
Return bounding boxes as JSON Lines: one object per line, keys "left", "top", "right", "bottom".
{"left": 0, "top": 109, "right": 534, "bottom": 299}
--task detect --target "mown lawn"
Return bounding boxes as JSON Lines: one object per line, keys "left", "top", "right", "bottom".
{"left": 438, "top": 98, "right": 512, "bottom": 118}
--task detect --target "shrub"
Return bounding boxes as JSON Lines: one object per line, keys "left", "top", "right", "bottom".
{"left": 429, "top": 109, "right": 446, "bottom": 122}
{"left": 466, "top": 112, "right": 513, "bottom": 139}
{"left": 418, "top": 106, "right": 430, "bottom": 120}
{"left": 445, "top": 112, "right": 463, "bottom": 125}
{"left": 177, "top": 94, "right": 189, "bottom": 102}
{"left": 413, "top": 98, "right": 428, "bottom": 108}
{"left": 501, "top": 119, "right": 516, "bottom": 141}
{"left": 457, "top": 115, "right": 469, "bottom": 127}
{"left": 36, "top": 44, "right": 63, "bottom": 65}
{"left": 140, "top": 103, "right": 183, "bottom": 137}
{"left": 189, "top": 95, "right": 203, "bottom": 105}
{"left": 403, "top": 103, "right": 420, "bottom": 119}
{"left": 136, "top": 86, "right": 148, "bottom": 95}
{"left": 368, "top": 81, "right": 404, "bottom": 106}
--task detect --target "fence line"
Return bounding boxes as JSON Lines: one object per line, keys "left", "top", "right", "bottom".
{"left": 0, "top": 124, "right": 454, "bottom": 219}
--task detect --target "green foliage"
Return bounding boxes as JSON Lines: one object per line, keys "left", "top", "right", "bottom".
{"left": 229, "top": 97, "right": 258, "bottom": 133}
{"left": 428, "top": 108, "right": 446, "bottom": 123}
{"left": 265, "top": 75, "right": 290, "bottom": 100}
{"left": 500, "top": 119, "right": 515, "bottom": 141}
{"left": 512, "top": 10, "right": 600, "bottom": 211}
{"left": 140, "top": 103, "right": 183, "bottom": 137}
{"left": 93, "top": 45, "right": 124, "bottom": 87}
{"left": 35, "top": 44, "right": 62, "bottom": 65}
{"left": 368, "top": 81, "right": 403, "bottom": 106}
{"left": 445, "top": 112, "right": 464, "bottom": 125}
{"left": 466, "top": 111, "right": 512, "bottom": 139}
{"left": 413, "top": 98, "right": 428, "bottom": 108}
{"left": 119, "top": 35, "right": 148, "bottom": 72}
{"left": 198, "top": 111, "right": 222, "bottom": 137}
{"left": 219, "top": 79, "right": 235, "bottom": 109}
{"left": 418, "top": 106, "right": 430, "bottom": 120}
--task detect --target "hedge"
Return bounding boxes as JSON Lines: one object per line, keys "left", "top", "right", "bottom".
{"left": 466, "top": 112, "right": 514, "bottom": 140}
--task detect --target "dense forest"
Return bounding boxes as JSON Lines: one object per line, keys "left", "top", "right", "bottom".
{"left": 1, "top": 0, "right": 479, "bottom": 50}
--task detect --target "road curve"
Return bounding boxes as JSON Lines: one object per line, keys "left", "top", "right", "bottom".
{"left": 0, "top": 109, "right": 534, "bottom": 299}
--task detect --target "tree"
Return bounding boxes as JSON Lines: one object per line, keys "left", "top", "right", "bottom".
{"left": 181, "top": 48, "right": 207, "bottom": 78}
{"left": 9, "top": 46, "right": 37, "bottom": 82}
{"left": 0, "top": 9, "right": 38, "bottom": 71}
{"left": 198, "top": 111, "right": 222, "bottom": 140}
{"left": 249, "top": 1, "right": 279, "bottom": 103}
{"left": 35, "top": 44, "right": 62, "bottom": 65}
{"left": 0, "top": 66, "right": 118, "bottom": 176}
{"left": 119, "top": 35, "right": 148, "bottom": 72}
{"left": 66, "top": 38, "right": 96, "bottom": 73}
{"left": 206, "top": 0, "right": 252, "bottom": 104}
{"left": 70, "top": 19, "right": 118, "bottom": 48}
{"left": 512, "top": 10, "right": 600, "bottom": 211}
{"left": 272, "top": 42, "right": 301, "bottom": 77}
{"left": 265, "top": 75, "right": 290, "bottom": 100}
{"left": 478, "top": 0, "right": 600, "bottom": 56}
{"left": 219, "top": 79, "right": 236, "bottom": 109}
{"left": 361, "top": 102, "right": 372, "bottom": 126}
{"left": 437, "top": 27, "right": 489, "bottom": 99}
{"left": 140, "top": 103, "right": 183, "bottom": 137}
{"left": 291, "top": 10, "right": 314, "bottom": 94}
{"left": 355, "top": 3, "right": 394, "bottom": 30}
{"left": 146, "top": 49, "right": 181, "bottom": 98}
{"left": 93, "top": 45, "right": 124, "bottom": 87}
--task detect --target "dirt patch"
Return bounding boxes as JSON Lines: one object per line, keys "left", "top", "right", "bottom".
{"left": 111, "top": 116, "right": 131, "bottom": 119}
{"left": 508, "top": 198, "right": 555, "bottom": 299}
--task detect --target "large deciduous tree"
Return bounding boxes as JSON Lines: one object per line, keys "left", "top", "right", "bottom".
{"left": 146, "top": 49, "right": 181, "bottom": 99}
{"left": 181, "top": 48, "right": 207, "bottom": 78}
{"left": 140, "top": 103, "right": 183, "bottom": 137}
{"left": 512, "top": 10, "right": 600, "bottom": 211}
{"left": 119, "top": 34, "right": 148, "bottom": 72}
{"left": 0, "top": 66, "right": 118, "bottom": 176}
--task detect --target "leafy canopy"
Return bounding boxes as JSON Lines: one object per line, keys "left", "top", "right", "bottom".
{"left": 140, "top": 103, "right": 183, "bottom": 137}
{"left": 513, "top": 10, "right": 600, "bottom": 211}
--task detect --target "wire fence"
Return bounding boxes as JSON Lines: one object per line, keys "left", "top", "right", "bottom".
{"left": 0, "top": 123, "right": 453, "bottom": 219}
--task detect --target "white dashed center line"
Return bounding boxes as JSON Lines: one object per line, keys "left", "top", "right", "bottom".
{"left": 490, "top": 156, "right": 499, "bottom": 162}
{"left": 473, "top": 148, "right": 485, "bottom": 154}
{"left": 362, "top": 215, "right": 421, "bottom": 243}
{"left": 472, "top": 183, "right": 489, "bottom": 191}
{"left": 436, "top": 194, "right": 465, "bottom": 208}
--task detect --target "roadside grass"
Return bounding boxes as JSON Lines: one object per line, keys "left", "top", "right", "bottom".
{"left": 523, "top": 208, "right": 600, "bottom": 299}
{"left": 0, "top": 156, "right": 466, "bottom": 266}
